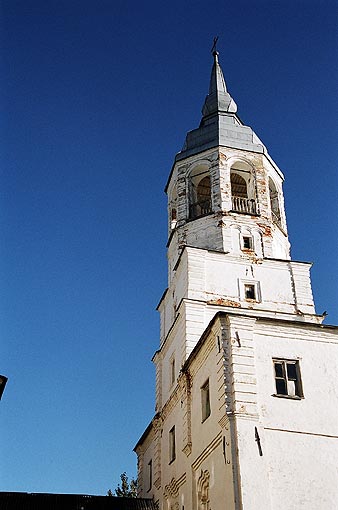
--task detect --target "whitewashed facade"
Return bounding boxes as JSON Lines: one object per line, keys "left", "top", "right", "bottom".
{"left": 135, "top": 51, "right": 338, "bottom": 510}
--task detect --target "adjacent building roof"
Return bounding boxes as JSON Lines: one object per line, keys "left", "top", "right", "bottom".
{"left": 0, "top": 492, "right": 157, "bottom": 510}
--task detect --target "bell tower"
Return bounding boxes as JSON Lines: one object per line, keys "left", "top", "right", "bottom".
{"left": 135, "top": 51, "right": 337, "bottom": 510}
{"left": 166, "top": 51, "right": 289, "bottom": 285}
{"left": 161, "top": 50, "right": 314, "bottom": 368}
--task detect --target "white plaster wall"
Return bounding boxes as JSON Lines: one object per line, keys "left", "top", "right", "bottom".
{"left": 186, "top": 247, "right": 314, "bottom": 314}
{"left": 186, "top": 322, "right": 239, "bottom": 510}
{"left": 183, "top": 215, "right": 224, "bottom": 253}
{"left": 235, "top": 418, "right": 273, "bottom": 509}
{"left": 139, "top": 311, "right": 338, "bottom": 509}
{"left": 159, "top": 399, "right": 189, "bottom": 510}
{"left": 271, "top": 226, "right": 290, "bottom": 259}
{"left": 141, "top": 322, "right": 237, "bottom": 509}
{"left": 264, "top": 430, "right": 338, "bottom": 510}
{"left": 140, "top": 441, "right": 155, "bottom": 497}
{"left": 160, "top": 308, "right": 185, "bottom": 406}
{"left": 253, "top": 321, "right": 338, "bottom": 509}
{"left": 185, "top": 301, "right": 208, "bottom": 356}
{"left": 255, "top": 323, "right": 338, "bottom": 435}
{"left": 159, "top": 250, "right": 188, "bottom": 342}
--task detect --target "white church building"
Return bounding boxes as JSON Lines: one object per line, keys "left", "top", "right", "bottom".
{"left": 134, "top": 51, "right": 338, "bottom": 510}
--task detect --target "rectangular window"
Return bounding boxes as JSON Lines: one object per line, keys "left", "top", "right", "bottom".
{"left": 147, "top": 459, "right": 152, "bottom": 491}
{"left": 170, "top": 357, "right": 175, "bottom": 386}
{"left": 244, "top": 284, "right": 256, "bottom": 300}
{"left": 201, "top": 379, "right": 211, "bottom": 422}
{"left": 239, "top": 279, "right": 261, "bottom": 303}
{"left": 242, "top": 235, "right": 253, "bottom": 250}
{"left": 169, "top": 426, "right": 176, "bottom": 463}
{"left": 273, "top": 359, "right": 303, "bottom": 398}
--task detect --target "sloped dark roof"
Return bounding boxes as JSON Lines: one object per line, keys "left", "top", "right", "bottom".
{"left": 0, "top": 492, "right": 156, "bottom": 510}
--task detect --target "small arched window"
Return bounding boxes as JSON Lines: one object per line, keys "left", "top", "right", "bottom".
{"left": 189, "top": 166, "right": 212, "bottom": 219}
{"left": 269, "top": 178, "right": 281, "bottom": 226}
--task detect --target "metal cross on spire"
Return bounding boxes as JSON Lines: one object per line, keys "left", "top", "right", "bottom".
{"left": 211, "top": 36, "right": 219, "bottom": 54}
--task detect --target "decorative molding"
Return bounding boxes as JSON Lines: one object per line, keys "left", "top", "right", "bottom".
{"left": 182, "top": 442, "right": 192, "bottom": 457}
{"left": 136, "top": 449, "right": 144, "bottom": 495}
{"left": 163, "top": 473, "right": 187, "bottom": 500}
{"left": 179, "top": 371, "right": 192, "bottom": 456}
{"left": 192, "top": 432, "right": 223, "bottom": 471}
{"left": 154, "top": 477, "right": 161, "bottom": 490}
{"left": 164, "top": 478, "right": 178, "bottom": 499}
{"left": 176, "top": 472, "right": 187, "bottom": 487}
{"left": 197, "top": 469, "right": 210, "bottom": 509}
{"left": 218, "top": 414, "right": 229, "bottom": 429}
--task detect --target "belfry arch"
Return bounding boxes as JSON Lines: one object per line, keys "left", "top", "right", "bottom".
{"left": 230, "top": 160, "right": 258, "bottom": 215}
{"left": 269, "top": 177, "right": 281, "bottom": 226}
{"left": 169, "top": 184, "right": 178, "bottom": 230}
{"left": 188, "top": 164, "right": 212, "bottom": 219}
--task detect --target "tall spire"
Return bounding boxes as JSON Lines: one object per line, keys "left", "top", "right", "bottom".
{"left": 202, "top": 51, "right": 237, "bottom": 117}
{"left": 176, "top": 48, "right": 265, "bottom": 162}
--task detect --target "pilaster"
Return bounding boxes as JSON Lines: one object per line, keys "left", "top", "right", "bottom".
{"left": 223, "top": 314, "right": 272, "bottom": 509}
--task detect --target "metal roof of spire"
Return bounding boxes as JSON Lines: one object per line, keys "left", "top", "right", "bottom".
{"left": 172, "top": 49, "right": 267, "bottom": 165}
{"left": 208, "top": 51, "right": 227, "bottom": 94}
{"left": 202, "top": 50, "right": 237, "bottom": 117}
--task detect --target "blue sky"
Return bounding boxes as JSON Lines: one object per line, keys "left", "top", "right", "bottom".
{"left": 0, "top": 0, "right": 337, "bottom": 496}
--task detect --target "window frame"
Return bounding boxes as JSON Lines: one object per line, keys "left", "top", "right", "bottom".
{"left": 241, "top": 234, "right": 254, "bottom": 251}
{"left": 239, "top": 279, "right": 261, "bottom": 303}
{"left": 272, "top": 358, "right": 304, "bottom": 399}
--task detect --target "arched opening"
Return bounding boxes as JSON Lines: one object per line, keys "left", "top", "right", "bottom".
{"left": 197, "top": 176, "right": 211, "bottom": 206}
{"left": 189, "top": 166, "right": 212, "bottom": 219}
{"left": 169, "top": 184, "right": 178, "bottom": 230}
{"left": 170, "top": 208, "right": 177, "bottom": 230}
{"left": 230, "top": 161, "right": 258, "bottom": 215}
{"left": 231, "top": 173, "right": 247, "bottom": 198}
{"left": 269, "top": 178, "right": 281, "bottom": 226}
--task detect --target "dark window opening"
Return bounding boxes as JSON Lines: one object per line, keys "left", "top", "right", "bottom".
{"left": 269, "top": 178, "right": 282, "bottom": 226}
{"left": 170, "top": 208, "right": 177, "bottom": 229}
{"left": 242, "top": 236, "right": 253, "bottom": 250}
{"left": 147, "top": 460, "right": 152, "bottom": 491}
{"left": 169, "top": 426, "right": 176, "bottom": 463}
{"left": 201, "top": 379, "right": 211, "bottom": 422}
{"left": 170, "top": 358, "right": 175, "bottom": 386}
{"left": 245, "top": 284, "right": 256, "bottom": 300}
